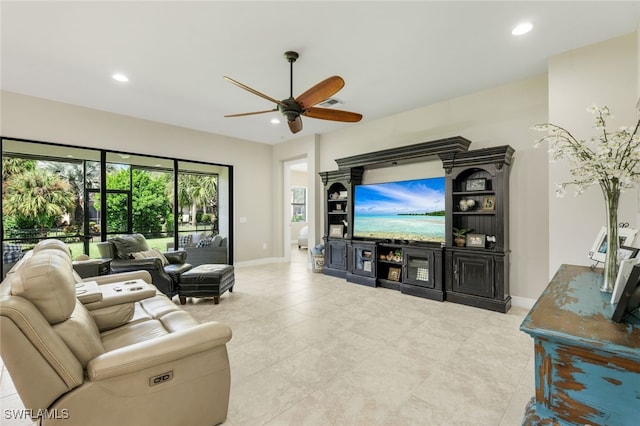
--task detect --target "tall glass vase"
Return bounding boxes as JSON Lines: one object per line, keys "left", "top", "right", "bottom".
{"left": 601, "top": 188, "right": 620, "bottom": 293}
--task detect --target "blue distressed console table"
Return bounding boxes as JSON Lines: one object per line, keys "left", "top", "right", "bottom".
{"left": 520, "top": 264, "right": 640, "bottom": 425}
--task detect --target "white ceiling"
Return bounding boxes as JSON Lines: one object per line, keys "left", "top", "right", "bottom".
{"left": 2, "top": 1, "right": 639, "bottom": 145}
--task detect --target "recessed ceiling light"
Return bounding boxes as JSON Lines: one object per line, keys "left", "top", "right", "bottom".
{"left": 512, "top": 22, "right": 533, "bottom": 36}
{"left": 112, "top": 73, "right": 129, "bottom": 82}
{"left": 270, "top": 118, "right": 281, "bottom": 124}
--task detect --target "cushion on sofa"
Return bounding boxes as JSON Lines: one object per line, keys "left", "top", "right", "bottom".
{"left": 196, "top": 238, "right": 212, "bottom": 247}
{"left": 178, "top": 234, "right": 193, "bottom": 248}
{"left": 2, "top": 243, "right": 23, "bottom": 264}
{"left": 130, "top": 249, "right": 169, "bottom": 266}
{"left": 111, "top": 234, "right": 150, "bottom": 260}
{"left": 10, "top": 253, "right": 77, "bottom": 325}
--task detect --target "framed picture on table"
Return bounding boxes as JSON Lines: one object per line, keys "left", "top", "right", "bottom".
{"left": 589, "top": 226, "right": 638, "bottom": 264}
{"left": 612, "top": 264, "right": 640, "bottom": 323}
{"left": 611, "top": 258, "right": 640, "bottom": 304}
{"left": 619, "top": 245, "right": 640, "bottom": 261}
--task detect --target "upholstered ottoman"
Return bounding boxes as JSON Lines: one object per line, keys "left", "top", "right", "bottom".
{"left": 178, "top": 264, "right": 234, "bottom": 305}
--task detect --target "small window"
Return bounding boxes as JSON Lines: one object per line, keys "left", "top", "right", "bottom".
{"left": 291, "top": 187, "right": 306, "bottom": 222}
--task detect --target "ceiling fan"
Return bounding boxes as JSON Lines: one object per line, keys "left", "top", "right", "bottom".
{"left": 224, "top": 51, "right": 362, "bottom": 134}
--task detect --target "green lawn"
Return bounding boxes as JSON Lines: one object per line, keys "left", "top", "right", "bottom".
{"left": 66, "top": 236, "right": 174, "bottom": 259}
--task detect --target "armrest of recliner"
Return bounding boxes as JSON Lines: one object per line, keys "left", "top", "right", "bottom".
{"left": 86, "top": 322, "right": 232, "bottom": 381}
{"left": 163, "top": 250, "right": 186, "bottom": 265}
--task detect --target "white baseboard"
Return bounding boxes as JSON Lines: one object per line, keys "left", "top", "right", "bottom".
{"left": 511, "top": 295, "right": 536, "bottom": 310}
{"left": 234, "top": 257, "right": 286, "bottom": 268}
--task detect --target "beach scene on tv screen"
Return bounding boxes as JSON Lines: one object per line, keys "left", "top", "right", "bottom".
{"left": 353, "top": 177, "right": 446, "bottom": 242}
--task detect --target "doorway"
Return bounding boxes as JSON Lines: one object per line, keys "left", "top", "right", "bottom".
{"left": 283, "top": 158, "right": 309, "bottom": 263}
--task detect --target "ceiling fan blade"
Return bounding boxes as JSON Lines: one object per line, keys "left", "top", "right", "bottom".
{"left": 303, "top": 107, "right": 362, "bottom": 123}
{"left": 295, "top": 76, "right": 345, "bottom": 109}
{"left": 288, "top": 116, "right": 303, "bottom": 134}
{"left": 224, "top": 109, "right": 277, "bottom": 118}
{"left": 224, "top": 76, "right": 286, "bottom": 107}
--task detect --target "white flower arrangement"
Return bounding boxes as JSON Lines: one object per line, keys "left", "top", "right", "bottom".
{"left": 532, "top": 105, "right": 640, "bottom": 198}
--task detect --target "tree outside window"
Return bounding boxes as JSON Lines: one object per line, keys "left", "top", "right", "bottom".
{"left": 291, "top": 186, "right": 306, "bottom": 222}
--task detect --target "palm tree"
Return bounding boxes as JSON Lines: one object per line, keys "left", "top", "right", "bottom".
{"left": 40, "top": 160, "right": 101, "bottom": 226}
{"left": 3, "top": 169, "right": 75, "bottom": 231}
{"left": 165, "top": 173, "right": 218, "bottom": 228}
{"left": 199, "top": 175, "right": 218, "bottom": 217}
{"left": 2, "top": 157, "right": 35, "bottom": 194}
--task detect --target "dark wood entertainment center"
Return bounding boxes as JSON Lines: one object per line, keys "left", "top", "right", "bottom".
{"left": 320, "top": 137, "right": 514, "bottom": 313}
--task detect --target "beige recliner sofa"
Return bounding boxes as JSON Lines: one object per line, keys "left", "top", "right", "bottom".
{"left": 0, "top": 239, "right": 232, "bottom": 426}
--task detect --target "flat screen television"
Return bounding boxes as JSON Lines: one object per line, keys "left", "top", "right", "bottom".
{"left": 353, "top": 177, "right": 446, "bottom": 243}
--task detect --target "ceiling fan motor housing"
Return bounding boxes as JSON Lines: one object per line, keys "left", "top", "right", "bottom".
{"left": 278, "top": 98, "right": 303, "bottom": 122}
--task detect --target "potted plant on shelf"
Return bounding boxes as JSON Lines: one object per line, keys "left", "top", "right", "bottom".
{"left": 453, "top": 228, "right": 472, "bottom": 247}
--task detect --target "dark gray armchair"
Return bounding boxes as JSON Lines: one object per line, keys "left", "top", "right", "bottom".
{"left": 96, "top": 234, "right": 192, "bottom": 298}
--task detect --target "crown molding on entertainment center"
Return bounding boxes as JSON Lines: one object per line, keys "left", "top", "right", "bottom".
{"left": 334, "top": 136, "right": 472, "bottom": 170}
{"left": 439, "top": 145, "right": 515, "bottom": 173}
{"left": 320, "top": 137, "right": 514, "bottom": 313}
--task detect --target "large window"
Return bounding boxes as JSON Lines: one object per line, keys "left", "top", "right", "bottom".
{"left": 291, "top": 186, "right": 306, "bottom": 222}
{"left": 1, "top": 138, "right": 232, "bottom": 275}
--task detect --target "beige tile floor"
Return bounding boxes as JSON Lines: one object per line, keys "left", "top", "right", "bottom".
{"left": 0, "top": 247, "right": 535, "bottom": 425}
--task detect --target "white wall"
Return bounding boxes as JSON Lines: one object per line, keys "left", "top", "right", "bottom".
{"left": 548, "top": 34, "right": 639, "bottom": 276}
{"left": 0, "top": 91, "right": 274, "bottom": 263}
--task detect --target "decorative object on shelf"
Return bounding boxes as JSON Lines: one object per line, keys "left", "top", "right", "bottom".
{"left": 481, "top": 196, "right": 495, "bottom": 211}
{"left": 453, "top": 227, "right": 472, "bottom": 247}
{"left": 394, "top": 249, "right": 402, "bottom": 262}
{"left": 339, "top": 191, "right": 348, "bottom": 199}
{"left": 466, "top": 233, "right": 486, "bottom": 248}
{"left": 387, "top": 267, "right": 401, "bottom": 282}
{"left": 465, "top": 178, "right": 487, "bottom": 191}
{"left": 329, "top": 224, "right": 344, "bottom": 238}
{"left": 533, "top": 105, "right": 640, "bottom": 293}
{"left": 330, "top": 192, "right": 340, "bottom": 200}
{"left": 486, "top": 235, "right": 497, "bottom": 249}
{"left": 385, "top": 250, "right": 395, "bottom": 261}
{"left": 335, "top": 204, "right": 343, "bottom": 211}
{"left": 458, "top": 199, "right": 476, "bottom": 211}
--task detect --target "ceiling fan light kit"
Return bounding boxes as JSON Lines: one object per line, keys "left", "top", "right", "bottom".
{"left": 224, "top": 51, "right": 362, "bottom": 134}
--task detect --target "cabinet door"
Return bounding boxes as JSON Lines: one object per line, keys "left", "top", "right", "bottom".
{"left": 404, "top": 250, "right": 434, "bottom": 288}
{"left": 327, "top": 240, "right": 348, "bottom": 270}
{"left": 452, "top": 252, "right": 494, "bottom": 298}
{"left": 351, "top": 243, "right": 376, "bottom": 277}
